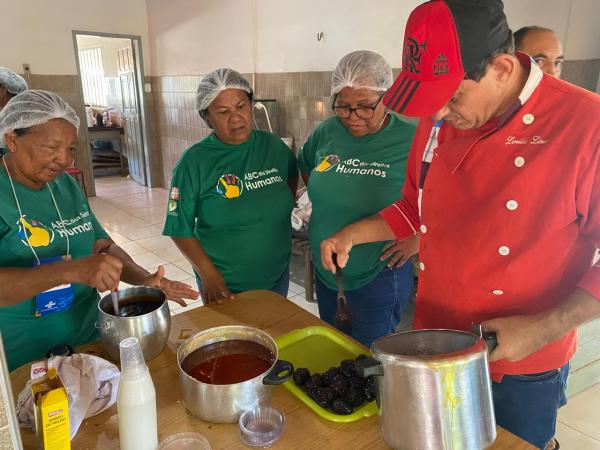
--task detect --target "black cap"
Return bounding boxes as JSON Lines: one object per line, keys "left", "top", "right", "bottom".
{"left": 445, "top": 0, "right": 512, "bottom": 72}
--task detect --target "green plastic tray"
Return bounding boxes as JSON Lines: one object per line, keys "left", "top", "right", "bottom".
{"left": 275, "top": 325, "right": 378, "bottom": 422}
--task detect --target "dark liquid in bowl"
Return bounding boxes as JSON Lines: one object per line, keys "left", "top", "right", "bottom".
{"left": 182, "top": 340, "right": 275, "bottom": 385}
{"left": 104, "top": 295, "right": 163, "bottom": 317}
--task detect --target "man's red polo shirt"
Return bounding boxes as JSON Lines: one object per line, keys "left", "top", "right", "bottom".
{"left": 380, "top": 57, "right": 600, "bottom": 377}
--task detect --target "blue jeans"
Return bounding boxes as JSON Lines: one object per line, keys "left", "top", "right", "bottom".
{"left": 269, "top": 268, "right": 290, "bottom": 298}
{"left": 315, "top": 263, "right": 414, "bottom": 347}
{"left": 493, "top": 363, "right": 569, "bottom": 449}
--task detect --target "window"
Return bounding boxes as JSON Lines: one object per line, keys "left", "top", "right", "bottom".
{"left": 79, "top": 47, "right": 106, "bottom": 106}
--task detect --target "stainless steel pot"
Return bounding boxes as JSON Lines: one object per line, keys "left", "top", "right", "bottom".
{"left": 98, "top": 286, "right": 171, "bottom": 362}
{"left": 357, "top": 329, "right": 496, "bottom": 450}
{"left": 177, "top": 326, "right": 293, "bottom": 423}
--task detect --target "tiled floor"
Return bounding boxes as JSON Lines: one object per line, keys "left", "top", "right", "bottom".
{"left": 90, "top": 176, "right": 599, "bottom": 449}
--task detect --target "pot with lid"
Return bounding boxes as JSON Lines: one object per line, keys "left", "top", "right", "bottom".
{"left": 357, "top": 328, "right": 497, "bottom": 450}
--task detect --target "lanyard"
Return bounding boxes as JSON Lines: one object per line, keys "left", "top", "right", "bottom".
{"left": 3, "top": 158, "right": 70, "bottom": 265}
{"left": 417, "top": 119, "right": 443, "bottom": 216}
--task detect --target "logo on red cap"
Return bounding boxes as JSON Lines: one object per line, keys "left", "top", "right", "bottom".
{"left": 433, "top": 54, "right": 449, "bottom": 77}
{"left": 403, "top": 38, "right": 427, "bottom": 74}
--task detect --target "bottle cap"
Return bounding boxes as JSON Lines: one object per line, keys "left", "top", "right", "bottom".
{"left": 119, "top": 337, "right": 148, "bottom": 380}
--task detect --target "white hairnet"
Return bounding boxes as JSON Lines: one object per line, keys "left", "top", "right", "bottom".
{"left": 0, "top": 90, "right": 80, "bottom": 138}
{"left": 0, "top": 67, "right": 28, "bottom": 95}
{"left": 196, "top": 68, "right": 252, "bottom": 120}
{"left": 331, "top": 50, "right": 393, "bottom": 95}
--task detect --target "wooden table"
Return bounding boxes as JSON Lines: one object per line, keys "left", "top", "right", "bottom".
{"left": 11, "top": 291, "right": 534, "bottom": 449}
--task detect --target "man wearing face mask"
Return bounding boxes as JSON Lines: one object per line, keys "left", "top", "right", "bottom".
{"left": 320, "top": 1, "right": 600, "bottom": 448}
{"left": 514, "top": 26, "right": 564, "bottom": 78}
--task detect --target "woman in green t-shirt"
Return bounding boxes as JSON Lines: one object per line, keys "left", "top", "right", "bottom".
{"left": 163, "top": 69, "right": 298, "bottom": 303}
{"left": 298, "top": 51, "right": 419, "bottom": 347}
{"left": 0, "top": 90, "right": 198, "bottom": 371}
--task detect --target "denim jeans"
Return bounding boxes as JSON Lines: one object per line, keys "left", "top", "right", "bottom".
{"left": 269, "top": 268, "right": 290, "bottom": 298}
{"left": 315, "top": 263, "right": 414, "bottom": 347}
{"left": 492, "top": 363, "right": 569, "bottom": 449}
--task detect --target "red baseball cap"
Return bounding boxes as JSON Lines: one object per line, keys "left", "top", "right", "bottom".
{"left": 384, "top": 0, "right": 510, "bottom": 117}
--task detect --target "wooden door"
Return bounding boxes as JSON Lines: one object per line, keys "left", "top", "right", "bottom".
{"left": 118, "top": 45, "right": 147, "bottom": 185}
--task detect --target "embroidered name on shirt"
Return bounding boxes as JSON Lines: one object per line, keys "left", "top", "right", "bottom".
{"left": 505, "top": 136, "right": 549, "bottom": 145}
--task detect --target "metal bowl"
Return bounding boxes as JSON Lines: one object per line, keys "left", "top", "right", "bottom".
{"left": 98, "top": 286, "right": 171, "bottom": 362}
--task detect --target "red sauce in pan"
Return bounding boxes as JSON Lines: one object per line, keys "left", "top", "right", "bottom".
{"left": 182, "top": 340, "right": 275, "bottom": 385}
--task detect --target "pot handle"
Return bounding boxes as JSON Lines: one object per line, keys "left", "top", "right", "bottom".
{"left": 355, "top": 356, "right": 384, "bottom": 378}
{"left": 262, "top": 359, "right": 294, "bottom": 385}
{"left": 482, "top": 332, "right": 498, "bottom": 353}
{"left": 471, "top": 323, "right": 498, "bottom": 353}
{"left": 355, "top": 357, "right": 383, "bottom": 409}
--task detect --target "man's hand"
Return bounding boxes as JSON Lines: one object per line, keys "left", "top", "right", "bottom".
{"left": 320, "top": 230, "right": 354, "bottom": 273}
{"left": 483, "top": 314, "right": 551, "bottom": 362}
{"left": 143, "top": 265, "right": 199, "bottom": 307}
{"left": 380, "top": 235, "right": 420, "bottom": 268}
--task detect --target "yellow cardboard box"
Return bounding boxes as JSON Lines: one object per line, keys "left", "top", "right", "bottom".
{"left": 31, "top": 362, "right": 70, "bottom": 450}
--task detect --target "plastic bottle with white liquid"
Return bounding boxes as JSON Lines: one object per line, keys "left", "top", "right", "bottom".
{"left": 117, "top": 337, "right": 158, "bottom": 450}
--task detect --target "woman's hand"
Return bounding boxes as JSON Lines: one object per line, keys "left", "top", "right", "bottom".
{"left": 63, "top": 254, "right": 123, "bottom": 291}
{"left": 201, "top": 271, "right": 234, "bottom": 304}
{"left": 142, "top": 266, "right": 200, "bottom": 307}
{"left": 320, "top": 230, "right": 354, "bottom": 273}
{"left": 380, "top": 235, "right": 420, "bottom": 268}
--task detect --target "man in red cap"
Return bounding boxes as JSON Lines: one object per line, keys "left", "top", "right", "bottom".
{"left": 320, "top": 0, "right": 600, "bottom": 448}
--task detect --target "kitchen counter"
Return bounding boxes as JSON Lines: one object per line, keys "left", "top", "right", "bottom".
{"left": 10, "top": 291, "right": 535, "bottom": 449}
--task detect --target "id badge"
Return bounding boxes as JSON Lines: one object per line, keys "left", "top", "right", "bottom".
{"left": 34, "top": 255, "right": 75, "bottom": 317}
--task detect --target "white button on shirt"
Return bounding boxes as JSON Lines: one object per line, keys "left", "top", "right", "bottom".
{"left": 514, "top": 156, "right": 525, "bottom": 167}
{"left": 492, "top": 289, "right": 504, "bottom": 296}
{"left": 420, "top": 224, "right": 427, "bottom": 233}
{"left": 522, "top": 113, "right": 535, "bottom": 125}
{"left": 498, "top": 246, "right": 510, "bottom": 256}
{"left": 506, "top": 200, "right": 519, "bottom": 211}
{"left": 419, "top": 262, "right": 425, "bottom": 271}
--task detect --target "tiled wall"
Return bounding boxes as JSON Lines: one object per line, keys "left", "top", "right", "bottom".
{"left": 151, "top": 75, "right": 212, "bottom": 185}
{"left": 151, "top": 60, "right": 599, "bottom": 187}
{"left": 254, "top": 71, "right": 333, "bottom": 152}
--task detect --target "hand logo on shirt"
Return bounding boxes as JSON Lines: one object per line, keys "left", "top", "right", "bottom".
{"left": 17, "top": 216, "right": 54, "bottom": 247}
{"left": 216, "top": 174, "right": 244, "bottom": 199}
{"left": 315, "top": 154, "right": 341, "bottom": 173}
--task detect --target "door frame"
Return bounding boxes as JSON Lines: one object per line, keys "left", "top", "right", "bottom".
{"left": 72, "top": 30, "right": 153, "bottom": 192}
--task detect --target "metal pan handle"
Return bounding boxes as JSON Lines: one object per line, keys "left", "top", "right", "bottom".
{"left": 262, "top": 359, "right": 294, "bottom": 385}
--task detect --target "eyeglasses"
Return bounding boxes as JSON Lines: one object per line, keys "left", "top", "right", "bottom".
{"left": 331, "top": 94, "right": 384, "bottom": 120}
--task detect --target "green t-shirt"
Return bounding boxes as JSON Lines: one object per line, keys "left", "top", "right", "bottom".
{"left": 298, "top": 115, "right": 416, "bottom": 291}
{"left": 163, "top": 130, "right": 298, "bottom": 292}
{"left": 0, "top": 168, "right": 110, "bottom": 371}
